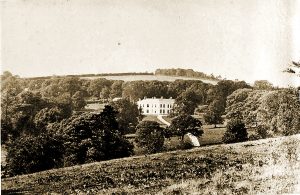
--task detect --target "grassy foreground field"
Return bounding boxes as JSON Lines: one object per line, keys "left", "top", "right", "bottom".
{"left": 2, "top": 134, "right": 300, "bottom": 194}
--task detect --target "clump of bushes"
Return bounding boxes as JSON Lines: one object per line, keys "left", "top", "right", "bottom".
{"left": 223, "top": 119, "right": 248, "bottom": 143}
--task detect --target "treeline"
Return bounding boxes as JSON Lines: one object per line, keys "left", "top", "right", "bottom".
{"left": 155, "top": 68, "right": 221, "bottom": 81}
{"left": 226, "top": 88, "right": 300, "bottom": 139}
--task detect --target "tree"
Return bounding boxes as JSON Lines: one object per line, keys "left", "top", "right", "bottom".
{"left": 284, "top": 60, "right": 300, "bottom": 75}
{"left": 60, "top": 106, "right": 133, "bottom": 166}
{"left": 27, "top": 79, "right": 44, "bottom": 91}
{"left": 34, "top": 107, "right": 65, "bottom": 131}
{"left": 167, "top": 115, "right": 203, "bottom": 140}
{"left": 1, "top": 71, "right": 13, "bottom": 81}
{"left": 12, "top": 91, "right": 49, "bottom": 136}
{"left": 144, "top": 81, "right": 169, "bottom": 99}
{"left": 71, "top": 91, "right": 86, "bottom": 110}
{"left": 253, "top": 80, "right": 274, "bottom": 90}
{"left": 100, "top": 86, "right": 111, "bottom": 101}
{"left": 110, "top": 99, "right": 139, "bottom": 134}
{"left": 226, "top": 88, "right": 300, "bottom": 138}
{"left": 122, "top": 81, "right": 147, "bottom": 101}
{"left": 42, "top": 82, "right": 61, "bottom": 98}
{"left": 207, "top": 80, "right": 251, "bottom": 114}
{"left": 188, "top": 82, "right": 210, "bottom": 105}
{"left": 5, "top": 133, "right": 64, "bottom": 176}
{"left": 226, "top": 88, "right": 267, "bottom": 128}
{"left": 1, "top": 74, "right": 22, "bottom": 135}
{"left": 59, "top": 77, "right": 82, "bottom": 97}
{"left": 226, "top": 88, "right": 253, "bottom": 121}
{"left": 257, "top": 89, "right": 300, "bottom": 136}
{"left": 204, "top": 99, "right": 224, "bottom": 127}
{"left": 1, "top": 89, "right": 20, "bottom": 141}
{"left": 87, "top": 78, "right": 112, "bottom": 97}
{"left": 167, "top": 80, "right": 198, "bottom": 98}
{"left": 215, "top": 80, "right": 237, "bottom": 98}
{"left": 223, "top": 119, "right": 248, "bottom": 143}
{"left": 249, "top": 124, "right": 268, "bottom": 140}
{"left": 1, "top": 119, "right": 12, "bottom": 143}
{"left": 135, "top": 121, "right": 165, "bottom": 154}
{"left": 110, "top": 80, "right": 124, "bottom": 98}
{"left": 172, "top": 89, "right": 202, "bottom": 116}
{"left": 52, "top": 93, "right": 73, "bottom": 119}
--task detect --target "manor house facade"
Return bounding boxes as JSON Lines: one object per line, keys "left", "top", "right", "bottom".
{"left": 137, "top": 97, "right": 175, "bottom": 115}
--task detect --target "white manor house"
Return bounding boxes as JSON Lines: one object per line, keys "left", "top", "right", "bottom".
{"left": 137, "top": 97, "right": 175, "bottom": 115}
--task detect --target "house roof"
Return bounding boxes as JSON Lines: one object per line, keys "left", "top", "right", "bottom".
{"left": 137, "top": 97, "right": 175, "bottom": 104}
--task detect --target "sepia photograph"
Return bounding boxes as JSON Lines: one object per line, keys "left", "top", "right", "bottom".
{"left": 1, "top": 0, "right": 300, "bottom": 194}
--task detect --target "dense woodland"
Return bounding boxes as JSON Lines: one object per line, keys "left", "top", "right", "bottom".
{"left": 155, "top": 68, "right": 221, "bottom": 80}
{"left": 1, "top": 70, "right": 299, "bottom": 177}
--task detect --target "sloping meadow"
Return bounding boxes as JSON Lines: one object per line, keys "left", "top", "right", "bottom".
{"left": 2, "top": 134, "right": 300, "bottom": 194}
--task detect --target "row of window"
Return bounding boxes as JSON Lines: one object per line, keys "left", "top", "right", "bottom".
{"left": 144, "top": 109, "right": 170, "bottom": 114}
{"left": 141, "top": 104, "right": 173, "bottom": 108}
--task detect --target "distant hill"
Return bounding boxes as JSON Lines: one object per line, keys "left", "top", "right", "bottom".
{"left": 24, "top": 72, "right": 153, "bottom": 80}
{"left": 2, "top": 134, "right": 299, "bottom": 194}
{"left": 23, "top": 69, "right": 222, "bottom": 81}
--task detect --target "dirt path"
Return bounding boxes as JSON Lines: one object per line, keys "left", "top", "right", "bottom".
{"left": 157, "top": 115, "right": 170, "bottom": 126}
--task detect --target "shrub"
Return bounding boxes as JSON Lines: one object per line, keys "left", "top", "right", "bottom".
{"left": 223, "top": 119, "right": 248, "bottom": 143}
{"left": 135, "top": 121, "right": 165, "bottom": 154}
{"left": 248, "top": 134, "right": 261, "bottom": 141}
{"left": 180, "top": 136, "right": 194, "bottom": 149}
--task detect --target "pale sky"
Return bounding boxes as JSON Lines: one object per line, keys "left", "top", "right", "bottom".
{"left": 1, "top": 0, "right": 300, "bottom": 86}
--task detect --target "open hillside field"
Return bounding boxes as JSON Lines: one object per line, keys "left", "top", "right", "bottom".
{"left": 84, "top": 103, "right": 107, "bottom": 111}
{"left": 199, "top": 126, "right": 226, "bottom": 146}
{"left": 2, "top": 134, "right": 300, "bottom": 194}
{"left": 80, "top": 75, "right": 218, "bottom": 84}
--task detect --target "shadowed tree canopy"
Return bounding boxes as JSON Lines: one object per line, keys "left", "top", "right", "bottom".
{"left": 5, "top": 133, "right": 64, "bottom": 177}
{"left": 223, "top": 118, "right": 248, "bottom": 143}
{"left": 167, "top": 114, "right": 203, "bottom": 140}
{"left": 173, "top": 89, "right": 202, "bottom": 116}
{"left": 110, "top": 99, "right": 140, "bottom": 134}
{"left": 60, "top": 105, "right": 133, "bottom": 166}
{"left": 135, "top": 121, "right": 165, "bottom": 154}
{"left": 204, "top": 99, "right": 224, "bottom": 127}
